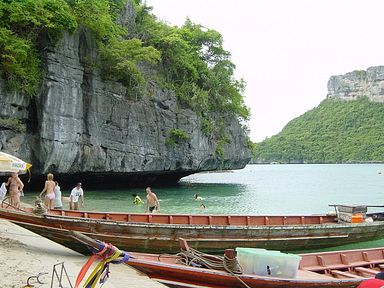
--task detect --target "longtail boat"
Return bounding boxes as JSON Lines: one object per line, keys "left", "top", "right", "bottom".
{"left": 72, "top": 232, "right": 383, "bottom": 288}
{"left": 0, "top": 203, "right": 384, "bottom": 254}
{"left": 125, "top": 246, "right": 384, "bottom": 288}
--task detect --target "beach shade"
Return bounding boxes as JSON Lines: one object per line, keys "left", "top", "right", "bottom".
{"left": 0, "top": 151, "right": 32, "bottom": 173}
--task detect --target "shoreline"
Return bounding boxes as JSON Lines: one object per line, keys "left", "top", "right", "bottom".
{"left": 0, "top": 219, "right": 165, "bottom": 288}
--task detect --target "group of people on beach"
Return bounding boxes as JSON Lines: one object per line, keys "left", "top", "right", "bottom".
{"left": 39, "top": 173, "right": 84, "bottom": 210}
{"left": 1, "top": 172, "right": 84, "bottom": 211}
{"left": 2, "top": 172, "right": 161, "bottom": 213}
{"left": 2, "top": 172, "right": 205, "bottom": 213}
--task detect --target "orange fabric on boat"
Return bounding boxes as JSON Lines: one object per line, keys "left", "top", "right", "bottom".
{"left": 75, "top": 244, "right": 109, "bottom": 288}
{"left": 75, "top": 255, "right": 99, "bottom": 288}
{"left": 351, "top": 213, "right": 364, "bottom": 223}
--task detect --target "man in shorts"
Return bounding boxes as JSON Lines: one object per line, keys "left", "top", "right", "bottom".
{"left": 70, "top": 182, "right": 84, "bottom": 210}
{"left": 146, "top": 187, "right": 160, "bottom": 213}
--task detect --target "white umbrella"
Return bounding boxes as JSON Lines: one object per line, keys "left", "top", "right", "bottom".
{"left": 0, "top": 152, "right": 32, "bottom": 173}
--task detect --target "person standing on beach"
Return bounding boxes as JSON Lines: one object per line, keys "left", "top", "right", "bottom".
{"left": 39, "top": 173, "right": 56, "bottom": 209}
{"left": 70, "top": 182, "right": 84, "bottom": 210}
{"left": 5, "top": 172, "right": 24, "bottom": 208}
{"left": 146, "top": 187, "right": 160, "bottom": 213}
{"left": 53, "top": 181, "right": 63, "bottom": 209}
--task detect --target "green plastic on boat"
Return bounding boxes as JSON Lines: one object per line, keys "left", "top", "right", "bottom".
{"left": 236, "top": 247, "right": 301, "bottom": 278}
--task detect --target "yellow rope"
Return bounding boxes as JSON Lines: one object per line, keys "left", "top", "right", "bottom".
{"left": 83, "top": 249, "right": 122, "bottom": 288}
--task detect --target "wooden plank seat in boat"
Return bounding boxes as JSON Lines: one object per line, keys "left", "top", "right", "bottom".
{"left": 330, "top": 270, "right": 363, "bottom": 279}
{"left": 361, "top": 250, "right": 384, "bottom": 267}
{"left": 301, "top": 255, "right": 353, "bottom": 272}
{"left": 296, "top": 270, "right": 335, "bottom": 280}
{"left": 301, "top": 249, "right": 384, "bottom": 272}
{"left": 354, "top": 267, "right": 380, "bottom": 277}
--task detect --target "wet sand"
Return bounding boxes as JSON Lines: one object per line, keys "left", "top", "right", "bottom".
{"left": 0, "top": 219, "right": 165, "bottom": 288}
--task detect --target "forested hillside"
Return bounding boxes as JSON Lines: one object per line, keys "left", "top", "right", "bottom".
{"left": 253, "top": 97, "right": 384, "bottom": 163}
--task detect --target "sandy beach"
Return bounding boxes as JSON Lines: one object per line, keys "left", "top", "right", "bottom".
{"left": 0, "top": 219, "right": 165, "bottom": 288}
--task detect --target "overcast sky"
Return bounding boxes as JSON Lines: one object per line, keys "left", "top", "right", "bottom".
{"left": 145, "top": 0, "right": 384, "bottom": 142}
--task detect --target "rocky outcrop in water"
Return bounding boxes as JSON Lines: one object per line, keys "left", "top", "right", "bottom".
{"left": 327, "top": 66, "right": 384, "bottom": 102}
{"left": 0, "top": 7, "right": 251, "bottom": 189}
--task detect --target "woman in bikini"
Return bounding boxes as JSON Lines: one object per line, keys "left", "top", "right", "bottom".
{"left": 39, "top": 173, "right": 56, "bottom": 209}
{"left": 6, "top": 172, "right": 24, "bottom": 208}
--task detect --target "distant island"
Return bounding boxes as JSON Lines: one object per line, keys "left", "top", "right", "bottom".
{"left": 252, "top": 66, "right": 384, "bottom": 164}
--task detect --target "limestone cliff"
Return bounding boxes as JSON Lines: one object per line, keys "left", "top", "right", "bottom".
{"left": 327, "top": 66, "right": 384, "bottom": 102}
{"left": 0, "top": 10, "right": 251, "bottom": 189}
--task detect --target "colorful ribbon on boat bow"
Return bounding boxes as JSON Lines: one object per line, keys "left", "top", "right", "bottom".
{"left": 75, "top": 241, "right": 130, "bottom": 288}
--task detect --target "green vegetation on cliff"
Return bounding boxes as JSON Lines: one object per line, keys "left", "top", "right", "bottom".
{"left": 0, "top": 0, "right": 250, "bottom": 157}
{"left": 132, "top": 2, "right": 249, "bottom": 155}
{"left": 0, "top": 0, "right": 159, "bottom": 96}
{"left": 254, "top": 97, "right": 384, "bottom": 163}
{"left": 0, "top": 0, "right": 248, "bottom": 121}
{"left": 133, "top": 8, "right": 249, "bottom": 121}
{"left": 0, "top": 0, "right": 77, "bottom": 95}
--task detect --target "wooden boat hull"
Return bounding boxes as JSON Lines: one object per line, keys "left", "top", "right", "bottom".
{"left": 1, "top": 207, "right": 384, "bottom": 254}
{"left": 69, "top": 232, "right": 381, "bottom": 288}
{"left": 127, "top": 261, "right": 359, "bottom": 288}
{"left": 126, "top": 255, "right": 361, "bottom": 288}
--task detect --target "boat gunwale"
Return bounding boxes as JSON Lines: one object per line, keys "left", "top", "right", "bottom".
{"left": 2, "top": 207, "right": 384, "bottom": 230}
{"left": 12, "top": 206, "right": 340, "bottom": 226}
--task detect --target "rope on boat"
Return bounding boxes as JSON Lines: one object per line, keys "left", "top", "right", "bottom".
{"left": 176, "top": 247, "right": 251, "bottom": 288}
{"left": 75, "top": 241, "right": 130, "bottom": 288}
{"left": 72, "top": 232, "right": 250, "bottom": 288}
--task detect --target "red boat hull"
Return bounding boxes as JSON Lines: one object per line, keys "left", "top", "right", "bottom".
{"left": 0, "top": 205, "right": 384, "bottom": 254}
{"left": 127, "top": 257, "right": 360, "bottom": 288}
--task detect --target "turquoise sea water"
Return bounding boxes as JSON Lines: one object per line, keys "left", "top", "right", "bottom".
{"left": 22, "top": 164, "right": 384, "bottom": 250}
{"left": 23, "top": 164, "right": 384, "bottom": 215}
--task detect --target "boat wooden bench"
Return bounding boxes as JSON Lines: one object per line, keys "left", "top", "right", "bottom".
{"left": 330, "top": 270, "right": 363, "bottom": 279}
{"left": 301, "top": 255, "right": 355, "bottom": 272}
{"left": 296, "top": 270, "right": 335, "bottom": 280}
{"left": 301, "top": 249, "right": 384, "bottom": 273}
{"left": 354, "top": 267, "right": 380, "bottom": 277}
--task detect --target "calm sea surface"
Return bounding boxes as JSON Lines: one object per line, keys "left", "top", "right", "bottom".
{"left": 22, "top": 164, "right": 384, "bottom": 251}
